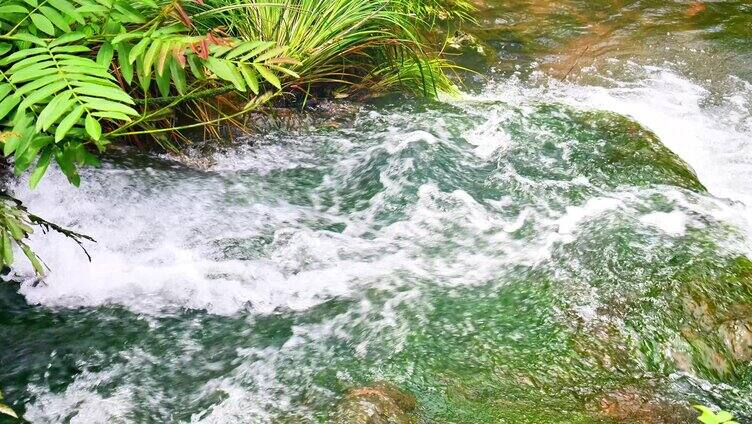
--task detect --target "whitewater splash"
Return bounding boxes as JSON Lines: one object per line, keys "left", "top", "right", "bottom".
{"left": 479, "top": 63, "right": 752, "bottom": 219}
{"left": 14, "top": 60, "right": 752, "bottom": 314}
{"left": 7, "top": 59, "right": 752, "bottom": 423}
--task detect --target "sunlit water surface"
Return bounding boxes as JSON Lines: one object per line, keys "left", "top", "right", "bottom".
{"left": 3, "top": 1, "right": 752, "bottom": 423}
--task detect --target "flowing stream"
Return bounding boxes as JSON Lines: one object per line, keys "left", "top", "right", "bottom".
{"left": 3, "top": 1, "right": 752, "bottom": 423}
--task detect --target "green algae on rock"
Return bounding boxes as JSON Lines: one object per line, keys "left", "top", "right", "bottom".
{"left": 512, "top": 105, "right": 706, "bottom": 192}
{"left": 332, "top": 383, "right": 419, "bottom": 424}
{"left": 665, "top": 257, "right": 752, "bottom": 381}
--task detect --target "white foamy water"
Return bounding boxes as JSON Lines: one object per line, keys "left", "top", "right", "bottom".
{"left": 7, "top": 59, "right": 752, "bottom": 424}
{"left": 9, "top": 136, "right": 546, "bottom": 314}
{"left": 11, "top": 60, "right": 752, "bottom": 316}
{"left": 478, "top": 63, "right": 752, "bottom": 226}
{"left": 641, "top": 210, "right": 688, "bottom": 236}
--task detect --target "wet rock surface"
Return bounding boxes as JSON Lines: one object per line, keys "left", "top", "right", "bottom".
{"left": 332, "top": 383, "right": 419, "bottom": 424}
{"left": 719, "top": 318, "right": 752, "bottom": 363}
{"left": 494, "top": 104, "right": 707, "bottom": 193}
{"left": 595, "top": 386, "right": 697, "bottom": 424}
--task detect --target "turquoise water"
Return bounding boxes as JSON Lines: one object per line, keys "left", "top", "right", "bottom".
{"left": 3, "top": 1, "right": 752, "bottom": 422}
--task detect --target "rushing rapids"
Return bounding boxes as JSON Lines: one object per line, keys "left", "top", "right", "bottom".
{"left": 3, "top": 1, "right": 752, "bottom": 423}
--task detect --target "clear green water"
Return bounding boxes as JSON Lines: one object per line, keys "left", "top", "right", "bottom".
{"left": 3, "top": 1, "right": 752, "bottom": 423}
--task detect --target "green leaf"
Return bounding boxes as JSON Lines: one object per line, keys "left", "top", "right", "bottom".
{"left": 96, "top": 42, "right": 114, "bottom": 67}
{"left": 65, "top": 73, "right": 118, "bottom": 87}
{"left": 239, "top": 64, "right": 259, "bottom": 94}
{"left": 8, "top": 128, "right": 32, "bottom": 159}
{"left": 224, "top": 40, "right": 267, "bottom": 59}
{"left": 156, "top": 40, "right": 173, "bottom": 76}
{"left": 0, "top": 84, "right": 12, "bottom": 102}
{"left": 0, "top": 5, "right": 29, "bottom": 14}
{"left": 39, "top": 5, "right": 70, "bottom": 32}
{"left": 0, "top": 43, "right": 12, "bottom": 56}
{"left": 9, "top": 65, "right": 57, "bottom": 84}
{"left": 14, "top": 124, "right": 43, "bottom": 160}
{"left": 0, "top": 47, "right": 46, "bottom": 66}
{"left": 142, "top": 38, "right": 161, "bottom": 77}
{"left": 75, "top": 4, "right": 108, "bottom": 14}
{"left": 9, "top": 57, "right": 56, "bottom": 74}
{"left": 18, "top": 80, "right": 67, "bottom": 111}
{"left": 187, "top": 53, "right": 203, "bottom": 79}
{"left": 716, "top": 412, "right": 735, "bottom": 422}
{"left": 52, "top": 45, "right": 90, "bottom": 53}
{"left": 54, "top": 105, "right": 84, "bottom": 142}
{"left": 5, "top": 112, "right": 33, "bottom": 156}
{"left": 11, "top": 32, "right": 47, "bottom": 46}
{"left": 15, "top": 135, "right": 52, "bottom": 173}
{"left": 73, "top": 141, "right": 99, "bottom": 166}
{"left": 15, "top": 74, "right": 61, "bottom": 97}
{"left": 80, "top": 96, "right": 139, "bottom": 116}
{"left": 238, "top": 42, "right": 276, "bottom": 62}
{"left": 693, "top": 406, "right": 738, "bottom": 424}
{"left": 8, "top": 54, "right": 52, "bottom": 74}
{"left": 5, "top": 217, "right": 25, "bottom": 240}
{"left": 30, "top": 13, "right": 56, "bottom": 35}
{"left": 267, "top": 64, "right": 299, "bottom": 79}
{"left": 29, "top": 146, "right": 52, "bottom": 188}
{"left": 111, "top": 31, "right": 144, "bottom": 45}
{"left": 169, "top": 59, "right": 186, "bottom": 95}
{"left": 155, "top": 64, "right": 170, "bottom": 97}
{"left": 37, "top": 92, "right": 73, "bottom": 131}
{"left": 47, "top": 0, "right": 84, "bottom": 24}
{"left": 84, "top": 114, "right": 101, "bottom": 140}
{"left": 255, "top": 46, "right": 287, "bottom": 63}
{"left": 128, "top": 37, "right": 150, "bottom": 64}
{"left": 112, "top": 1, "right": 145, "bottom": 23}
{"left": 116, "top": 43, "right": 133, "bottom": 84}
{"left": 2, "top": 231, "right": 13, "bottom": 265}
{"left": 20, "top": 243, "right": 45, "bottom": 274}
{"left": 136, "top": 56, "right": 150, "bottom": 91}
{"left": 91, "top": 111, "right": 131, "bottom": 121}
{"left": 207, "top": 57, "right": 244, "bottom": 91}
{"left": 49, "top": 31, "right": 85, "bottom": 47}
{"left": 253, "top": 63, "right": 281, "bottom": 90}
{"left": 60, "top": 68, "right": 113, "bottom": 83}
{"left": 0, "top": 94, "right": 21, "bottom": 121}
{"left": 55, "top": 144, "right": 80, "bottom": 186}
{"left": 72, "top": 83, "right": 134, "bottom": 104}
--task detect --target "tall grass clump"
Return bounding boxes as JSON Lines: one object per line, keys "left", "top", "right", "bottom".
{"left": 188, "top": 0, "right": 462, "bottom": 98}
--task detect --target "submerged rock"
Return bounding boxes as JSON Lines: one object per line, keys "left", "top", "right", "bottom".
{"left": 332, "top": 383, "right": 419, "bottom": 424}
{"left": 595, "top": 386, "right": 697, "bottom": 424}
{"left": 499, "top": 104, "right": 707, "bottom": 193}
{"left": 719, "top": 318, "right": 752, "bottom": 363}
{"left": 674, "top": 297, "right": 752, "bottom": 378}
{"left": 662, "top": 257, "right": 752, "bottom": 380}
{"left": 556, "top": 108, "right": 705, "bottom": 191}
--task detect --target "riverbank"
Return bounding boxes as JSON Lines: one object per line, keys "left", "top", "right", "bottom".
{"left": 4, "top": 1, "right": 752, "bottom": 423}
{"left": 0, "top": 0, "right": 476, "bottom": 275}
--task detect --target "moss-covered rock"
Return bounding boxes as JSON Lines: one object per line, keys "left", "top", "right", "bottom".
{"left": 594, "top": 386, "right": 697, "bottom": 424}
{"left": 569, "top": 110, "right": 705, "bottom": 191}
{"left": 636, "top": 256, "right": 752, "bottom": 382}
{"left": 332, "top": 383, "right": 419, "bottom": 424}
{"left": 719, "top": 318, "right": 752, "bottom": 363}
{"left": 498, "top": 104, "right": 706, "bottom": 193}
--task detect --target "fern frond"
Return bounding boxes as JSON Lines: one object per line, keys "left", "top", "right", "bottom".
{"left": 205, "top": 40, "right": 296, "bottom": 92}
{"left": 0, "top": 0, "right": 86, "bottom": 36}
{"left": 112, "top": 29, "right": 295, "bottom": 97}
{"left": 0, "top": 32, "right": 136, "bottom": 185}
